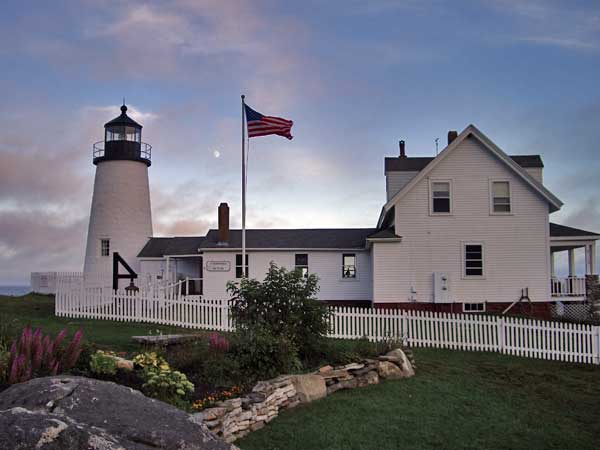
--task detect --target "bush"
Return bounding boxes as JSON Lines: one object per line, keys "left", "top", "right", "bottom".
{"left": 166, "top": 338, "right": 241, "bottom": 388}
{"left": 89, "top": 351, "right": 118, "bottom": 377}
{"left": 4, "top": 326, "right": 84, "bottom": 384}
{"left": 134, "top": 351, "right": 195, "bottom": 405}
{"left": 227, "top": 263, "right": 330, "bottom": 360}
{"left": 229, "top": 328, "right": 301, "bottom": 381}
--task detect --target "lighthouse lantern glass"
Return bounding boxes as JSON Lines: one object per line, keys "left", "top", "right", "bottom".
{"left": 105, "top": 126, "right": 141, "bottom": 143}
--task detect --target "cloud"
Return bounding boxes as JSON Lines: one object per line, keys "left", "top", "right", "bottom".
{"left": 487, "top": 0, "right": 600, "bottom": 51}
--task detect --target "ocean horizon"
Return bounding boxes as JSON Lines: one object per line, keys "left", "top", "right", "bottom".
{"left": 0, "top": 285, "right": 30, "bottom": 296}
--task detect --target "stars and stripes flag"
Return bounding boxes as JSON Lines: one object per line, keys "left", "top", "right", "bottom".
{"left": 244, "top": 104, "right": 293, "bottom": 140}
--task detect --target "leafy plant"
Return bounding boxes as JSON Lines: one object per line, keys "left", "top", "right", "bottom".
{"left": 5, "top": 326, "right": 84, "bottom": 384}
{"left": 230, "top": 328, "right": 302, "bottom": 381}
{"left": 142, "top": 367, "right": 195, "bottom": 402}
{"left": 89, "top": 350, "right": 118, "bottom": 376}
{"left": 227, "top": 263, "right": 330, "bottom": 360}
{"left": 133, "top": 351, "right": 195, "bottom": 404}
{"left": 133, "top": 351, "right": 169, "bottom": 372}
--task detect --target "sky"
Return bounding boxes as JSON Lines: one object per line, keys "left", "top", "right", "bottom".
{"left": 0, "top": 0, "right": 599, "bottom": 284}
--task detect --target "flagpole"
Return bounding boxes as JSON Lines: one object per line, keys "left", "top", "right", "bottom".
{"left": 241, "top": 95, "right": 247, "bottom": 280}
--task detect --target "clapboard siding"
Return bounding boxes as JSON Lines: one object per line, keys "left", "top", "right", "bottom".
{"left": 379, "top": 135, "right": 550, "bottom": 304}
{"left": 372, "top": 242, "right": 411, "bottom": 302}
{"left": 202, "top": 250, "right": 372, "bottom": 301}
{"left": 386, "top": 171, "right": 418, "bottom": 201}
{"left": 524, "top": 167, "right": 543, "bottom": 184}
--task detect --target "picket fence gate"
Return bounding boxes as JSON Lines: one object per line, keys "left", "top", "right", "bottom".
{"left": 55, "top": 285, "right": 600, "bottom": 365}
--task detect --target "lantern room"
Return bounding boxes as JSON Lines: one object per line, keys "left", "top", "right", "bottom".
{"left": 92, "top": 104, "right": 152, "bottom": 166}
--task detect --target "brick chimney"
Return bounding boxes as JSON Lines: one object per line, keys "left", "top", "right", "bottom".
{"left": 448, "top": 130, "right": 458, "bottom": 145}
{"left": 218, "top": 202, "right": 229, "bottom": 244}
{"left": 399, "top": 140, "right": 406, "bottom": 158}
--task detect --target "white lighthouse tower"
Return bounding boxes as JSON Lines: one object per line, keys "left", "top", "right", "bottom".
{"left": 83, "top": 104, "right": 153, "bottom": 287}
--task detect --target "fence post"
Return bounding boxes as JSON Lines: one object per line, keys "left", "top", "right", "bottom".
{"left": 498, "top": 317, "right": 505, "bottom": 354}
{"left": 402, "top": 309, "right": 409, "bottom": 347}
{"left": 593, "top": 325, "right": 600, "bottom": 365}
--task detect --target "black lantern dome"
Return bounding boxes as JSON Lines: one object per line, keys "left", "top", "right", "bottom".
{"left": 93, "top": 104, "right": 151, "bottom": 166}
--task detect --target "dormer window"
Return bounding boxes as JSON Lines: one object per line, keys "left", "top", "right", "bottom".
{"left": 430, "top": 180, "right": 452, "bottom": 214}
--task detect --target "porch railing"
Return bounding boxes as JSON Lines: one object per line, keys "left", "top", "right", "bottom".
{"left": 551, "top": 277, "right": 586, "bottom": 297}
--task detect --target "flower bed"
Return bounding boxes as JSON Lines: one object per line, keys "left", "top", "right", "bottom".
{"left": 192, "top": 347, "right": 416, "bottom": 443}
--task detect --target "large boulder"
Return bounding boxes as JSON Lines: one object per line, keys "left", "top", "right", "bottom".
{"left": 0, "top": 376, "right": 237, "bottom": 450}
{"left": 385, "top": 348, "right": 415, "bottom": 378}
{"left": 290, "top": 374, "right": 327, "bottom": 403}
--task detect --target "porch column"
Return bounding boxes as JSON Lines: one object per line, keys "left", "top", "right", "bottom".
{"left": 585, "top": 245, "right": 592, "bottom": 276}
{"left": 550, "top": 252, "right": 556, "bottom": 278}
{"left": 591, "top": 243, "right": 597, "bottom": 275}
{"left": 166, "top": 256, "right": 171, "bottom": 281}
{"left": 568, "top": 249, "right": 576, "bottom": 277}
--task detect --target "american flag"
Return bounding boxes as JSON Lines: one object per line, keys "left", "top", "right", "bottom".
{"left": 244, "top": 104, "right": 293, "bottom": 140}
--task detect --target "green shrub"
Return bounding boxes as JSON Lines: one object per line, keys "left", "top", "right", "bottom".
{"left": 89, "top": 351, "right": 118, "bottom": 376}
{"left": 165, "top": 339, "right": 243, "bottom": 389}
{"left": 227, "top": 263, "right": 330, "bottom": 360}
{"left": 230, "top": 328, "right": 302, "bottom": 381}
{"left": 133, "top": 351, "right": 195, "bottom": 405}
{"left": 142, "top": 368, "right": 195, "bottom": 403}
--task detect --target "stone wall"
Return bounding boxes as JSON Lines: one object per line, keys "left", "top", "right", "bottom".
{"left": 192, "top": 347, "right": 415, "bottom": 443}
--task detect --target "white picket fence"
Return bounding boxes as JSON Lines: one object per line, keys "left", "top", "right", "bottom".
{"left": 55, "top": 284, "right": 600, "bottom": 365}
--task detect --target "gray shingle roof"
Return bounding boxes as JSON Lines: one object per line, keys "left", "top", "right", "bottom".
{"left": 200, "top": 228, "right": 377, "bottom": 250}
{"left": 138, "top": 237, "right": 205, "bottom": 257}
{"left": 367, "top": 228, "right": 401, "bottom": 239}
{"left": 550, "top": 223, "right": 600, "bottom": 238}
{"left": 138, "top": 228, "right": 378, "bottom": 257}
{"left": 385, "top": 154, "right": 544, "bottom": 172}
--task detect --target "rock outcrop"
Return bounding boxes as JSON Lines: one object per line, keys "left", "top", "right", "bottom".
{"left": 0, "top": 376, "right": 237, "bottom": 450}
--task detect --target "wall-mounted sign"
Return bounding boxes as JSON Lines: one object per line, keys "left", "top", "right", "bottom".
{"left": 206, "top": 261, "right": 231, "bottom": 272}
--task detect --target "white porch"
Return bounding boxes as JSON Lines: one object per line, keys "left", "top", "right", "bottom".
{"left": 549, "top": 223, "right": 598, "bottom": 301}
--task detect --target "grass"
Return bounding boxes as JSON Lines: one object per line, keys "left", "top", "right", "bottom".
{"left": 239, "top": 349, "right": 600, "bottom": 450}
{"left": 0, "top": 294, "right": 193, "bottom": 351}
{"left": 3, "top": 294, "right": 600, "bottom": 449}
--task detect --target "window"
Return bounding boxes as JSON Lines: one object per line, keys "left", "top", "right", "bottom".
{"left": 431, "top": 180, "right": 451, "bottom": 214}
{"left": 40, "top": 275, "right": 48, "bottom": 288}
{"left": 295, "top": 254, "right": 309, "bottom": 278}
{"left": 491, "top": 181, "right": 511, "bottom": 213}
{"left": 100, "top": 239, "right": 110, "bottom": 257}
{"left": 342, "top": 253, "right": 356, "bottom": 278}
{"left": 235, "top": 254, "right": 249, "bottom": 278}
{"left": 463, "top": 243, "right": 484, "bottom": 277}
{"left": 463, "top": 303, "right": 485, "bottom": 313}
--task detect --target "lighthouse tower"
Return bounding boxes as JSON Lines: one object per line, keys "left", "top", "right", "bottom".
{"left": 83, "top": 104, "right": 153, "bottom": 287}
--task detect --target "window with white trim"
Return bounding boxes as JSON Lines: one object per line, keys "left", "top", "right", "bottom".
{"left": 235, "top": 254, "right": 249, "bottom": 278}
{"left": 100, "top": 239, "right": 110, "bottom": 257}
{"left": 431, "top": 180, "right": 451, "bottom": 214}
{"left": 463, "top": 243, "right": 484, "bottom": 277}
{"left": 342, "top": 253, "right": 356, "bottom": 278}
{"left": 295, "top": 254, "right": 309, "bottom": 278}
{"left": 463, "top": 303, "right": 485, "bottom": 312}
{"left": 491, "top": 181, "right": 511, "bottom": 213}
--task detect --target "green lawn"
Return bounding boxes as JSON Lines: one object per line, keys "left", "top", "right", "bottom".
{"left": 239, "top": 349, "right": 600, "bottom": 450}
{"left": 0, "top": 294, "right": 193, "bottom": 351}
{"left": 3, "top": 294, "right": 600, "bottom": 449}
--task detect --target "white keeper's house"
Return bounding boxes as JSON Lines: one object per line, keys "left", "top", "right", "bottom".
{"left": 34, "top": 106, "right": 600, "bottom": 317}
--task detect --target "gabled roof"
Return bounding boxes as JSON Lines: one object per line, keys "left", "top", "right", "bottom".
{"left": 200, "top": 228, "right": 376, "bottom": 250}
{"left": 385, "top": 154, "right": 543, "bottom": 173}
{"left": 138, "top": 237, "right": 205, "bottom": 258}
{"left": 550, "top": 223, "right": 600, "bottom": 238}
{"left": 378, "top": 124, "right": 563, "bottom": 227}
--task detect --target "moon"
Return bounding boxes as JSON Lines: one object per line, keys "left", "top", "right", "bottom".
{"left": 213, "top": 150, "right": 221, "bottom": 158}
